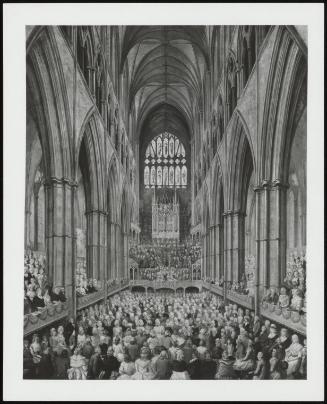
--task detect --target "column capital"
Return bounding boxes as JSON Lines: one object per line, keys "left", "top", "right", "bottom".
{"left": 271, "top": 179, "right": 289, "bottom": 189}
{"left": 261, "top": 179, "right": 271, "bottom": 188}
{"left": 44, "top": 176, "right": 77, "bottom": 188}
{"left": 85, "top": 209, "right": 108, "bottom": 216}
{"left": 222, "top": 209, "right": 246, "bottom": 217}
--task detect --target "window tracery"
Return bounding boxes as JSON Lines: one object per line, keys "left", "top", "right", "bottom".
{"left": 144, "top": 132, "right": 187, "bottom": 189}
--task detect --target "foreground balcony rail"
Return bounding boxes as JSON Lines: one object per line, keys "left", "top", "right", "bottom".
{"left": 202, "top": 281, "right": 224, "bottom": 296}
{"left": 77, "top": 288, "right": 105, "bottom": 310}
{"left": 24, "top": 300, "right": 69, "bottom": 336}
{"left": 107, "top": 279, "right": 130, "bottom": 295}
{"left": 226, "top": 290, "right": 255, "bottom": 310}
{"left": 77, "top": 280, "right": 130, "bottom": 310}
{"left": 260, "top": 302, "right": 306, "bottom": 336}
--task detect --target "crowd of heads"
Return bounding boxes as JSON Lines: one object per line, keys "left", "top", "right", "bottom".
{"left": 76, "top": 262, "right": 101, "bottom": 297}
{"left": 23, "top": 290, "right": 306, "bottom": 380}
{"left": 129, "top": 242, "right": 202, "bottom": 269}
{"left": 262, "top": 251, "right": 306, "bottom": 313}
{"left": 24, "top": 252, "right": 66, "bottom": 315}
{"left": 138, "top": 266, "right": 201, "bottom": 282}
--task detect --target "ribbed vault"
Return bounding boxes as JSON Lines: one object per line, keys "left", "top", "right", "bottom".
{"left": 120, "top": 26, "right": 210, "bottom": 144}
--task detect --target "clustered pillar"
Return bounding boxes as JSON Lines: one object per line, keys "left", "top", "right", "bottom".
{"left": 44, "top": 177, "right": 75, "bottom": 315}
{"left": 213, "top": 179, "right": 289, "bottom": 315}
{"left": 85, "top": 210, "right": 107, "bottom": 283}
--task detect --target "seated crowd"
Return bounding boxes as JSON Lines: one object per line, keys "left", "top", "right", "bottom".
{"left": 23, "top": 291, "right": 306, "bottom": 380}
{"left": 261, "top": 251, "right": 306, "bottom": 313}
{"left": 76, "top": 262, "right": 101, "bottom": 297}
{"left": 129, "top": 242, "right": 202, "bottom": 270}
{"left": 138, "top": 266, "right": 199, "bottom": 282}
{"left": 24, "top": 252, "right": 66, "bottom": 315}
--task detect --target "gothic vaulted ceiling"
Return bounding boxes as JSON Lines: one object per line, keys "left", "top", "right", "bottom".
{"left": 120, "top": 26, "right": 210, "bottom": 148}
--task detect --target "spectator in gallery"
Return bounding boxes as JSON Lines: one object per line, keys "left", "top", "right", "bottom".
{"left": 278, "top": 286, "right": 290, "bottom": 309}
{"left": 290, "top": 288, "right": 303, "bottom": 311}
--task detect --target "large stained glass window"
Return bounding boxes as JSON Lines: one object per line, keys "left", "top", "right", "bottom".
{"left": 144, "top": 132, "right": 187, "bottom": 189}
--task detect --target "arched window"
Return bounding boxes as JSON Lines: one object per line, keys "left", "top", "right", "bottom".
{"left": 144, "top": 132, "right": 187, "bottom": 189}
{"left": 77, "top": 27, "right": 92, "bottom": 89}
{"left": 226, "top": 56, "right": 238, "bottom": 121}
{"left": 95, "top": 53, "right": 104, "bottom": 115}
{"left": 238, "top": 26, "right": 257, "bottom": 89}
{"left": 217, "top": 95, "right": 224, "bottom": 143}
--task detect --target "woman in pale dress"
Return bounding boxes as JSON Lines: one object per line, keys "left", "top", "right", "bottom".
{"left": 67, "top": 348, "right": 87, "bottom": 380}
{"left": 30, "top": 334, "right": 42, "bottom": 365}
{"left": 55, "top": 325, "right": 68, "bottom": 355}
{"left": 233, "top": 340, "right": 255, "bottom": 373}
{"left": 117, "top": 353, "right": 136, "bottom": 380}
{"left": 285, "top": 334, "right": 303, "bottom": 378}
{"left": 131, "top": 347, "right": 155, "bottom": 380}
{"left": 113, "top": 336, "right": 124, "bottom": 358}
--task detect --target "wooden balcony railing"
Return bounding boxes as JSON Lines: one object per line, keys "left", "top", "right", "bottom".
{"left": 260, "top": 302, "right": 306, "bottom": 335}
{"left": 24, "top": 301, "right": 69, "bottom": 336}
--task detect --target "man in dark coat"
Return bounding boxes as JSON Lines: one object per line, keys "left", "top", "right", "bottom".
{"left": 182, "top": 338, "right": 194, "bottom": 364}
{"left": 38, "top": 348, "right": 54, "bottom": 379}
{"left": 127, "top": 338, "right": 139, "bottom": 362}
{"left": 87, "top": 347, "right": 101, "bottom": 379}
{"left": 23, "top": 339, "right": 35, "bottom": 379}
{"left": 199, "top": 351, "right": 217, "bottom": 379}
{"left": 187, "top": 352, "right": 202, "bottom": 380}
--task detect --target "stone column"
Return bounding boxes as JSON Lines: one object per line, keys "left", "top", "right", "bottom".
{"left": 115, "top": 224, "right": 121, "bottom": 279}
{"left": 121, "top": 231, "right": 128, "bottom": 278}
{"left": 231, "top": 211, "right": 246, "bottom": 282}
{"left": 33, "top": 192, "right": 39, "bottom": 250}
{"left": 212, "top": 223, "right": 223, "bottom": 282}
{"left": 254, "top": 186, "right": 261, "bottom": 315}
{"left": 223, "top": 211, "right": 233, "bottom": 283}
{"left": 255, "top": 181, "right": 269, "bottom": 299}
{"left": 108, "top": 221, "right": 116, "bottom": 281}
{"left": 25, "top": 209, "right": 32, "bottom": 249}
{"left": 201, "top": 233, "right": 205, "bottom": 279}
{"left": 85, "top": 209, "right": 107, "bottom": 282}
{"left": 44, "top": 177, "right": 75, "bottom": 315}
{"left": 206, "top": 231, "right": 210, "bottom": 279}
{"left": 217, "top": 223, "right": 224, "bottom": 282}
{"left": 210, "top": 226, "right": 216, "bottom": 280}
{"left": 124, "top": 233, "right": 129, "bottom": 278}
{"left": 268, "top": 180, "right": 288, "bottom": 289}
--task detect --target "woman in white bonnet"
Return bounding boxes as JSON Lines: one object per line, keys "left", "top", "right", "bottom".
{"left": 285, "top": 334, "right": 303, "bottom": 378}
